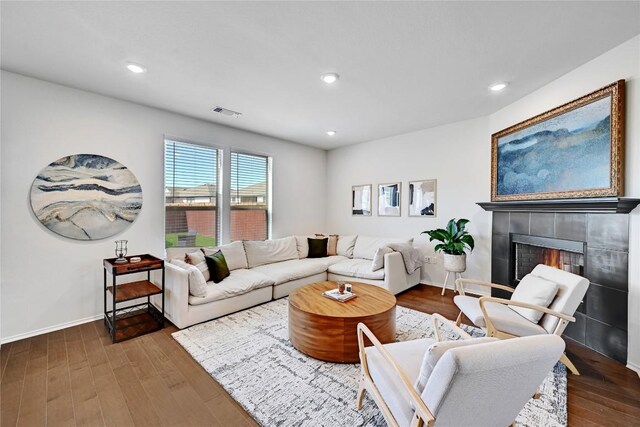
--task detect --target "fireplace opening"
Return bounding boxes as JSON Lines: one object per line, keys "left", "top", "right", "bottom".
{"left": 510, "top": 234, "right": 586, "bottom": 284}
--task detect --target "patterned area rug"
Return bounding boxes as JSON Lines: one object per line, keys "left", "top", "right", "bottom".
{"left": 172, "top": 298, "right": 567, "bottom": 426}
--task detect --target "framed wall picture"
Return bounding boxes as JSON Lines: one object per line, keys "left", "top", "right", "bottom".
{"left": 352, "top": 184, "right": 372, "bottom": 216}
{"left": 491, "top": 80, "right": 625, "bottom": 201}
{"left": 408, "top": 179, "right": 436, "bottom": 217}
{"left": 378, "top": 182, "right": 401, "bottom": 216}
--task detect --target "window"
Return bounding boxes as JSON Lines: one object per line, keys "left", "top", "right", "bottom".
{"left": 230, "top": 152, "right": 269, "bottom": 241}
{"left": 164, "top": 140, "right": 219, "bottom": 248}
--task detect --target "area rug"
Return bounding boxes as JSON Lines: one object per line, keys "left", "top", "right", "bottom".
{"left": 172, "top": 299, "right": 567, "bottom": 426}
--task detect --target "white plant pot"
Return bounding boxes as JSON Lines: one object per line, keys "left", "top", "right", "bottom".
{"left": 443, "top": 253, "right": 466, "bottom": 273}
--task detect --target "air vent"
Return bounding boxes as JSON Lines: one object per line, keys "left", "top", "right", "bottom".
{"left": 211, "top": 106, "right": 242, "bottom": 117}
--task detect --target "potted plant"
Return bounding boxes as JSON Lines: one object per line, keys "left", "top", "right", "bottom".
{"left": 422, "top": 218, "right": 475, "bottom": 273}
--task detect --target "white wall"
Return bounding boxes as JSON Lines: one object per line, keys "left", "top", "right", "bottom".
{"left": 326, "top": 35, "right": 640, "bottom": 371}
{"left": 0, "top": 71, "right": 327, "bottom": 342}
{"left": 490, "top": 36, "right": 640, "bottom": 373}
{"left": 326, "top": 116, "right": 493, "bottom": 287}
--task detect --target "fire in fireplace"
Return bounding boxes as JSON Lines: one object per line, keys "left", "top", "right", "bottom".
{"left": 511, "top": 234, "right": 585, "bottom": 283}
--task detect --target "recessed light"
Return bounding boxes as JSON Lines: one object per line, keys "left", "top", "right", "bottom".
{"left": 326, "top": 130, "right": 337, "bottom": 136}
{"left": 126, "top": 62, "right": 147, "bottom": 74}
{"left": 321, "top": 73, "right": 339, "bottom": 84}
{"left": 489, "top": 82, "right": 508, "bottom": 92}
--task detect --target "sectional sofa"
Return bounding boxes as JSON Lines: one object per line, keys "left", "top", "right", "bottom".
{"left": 152, "top": 235, "right": 421, "bottom": 329}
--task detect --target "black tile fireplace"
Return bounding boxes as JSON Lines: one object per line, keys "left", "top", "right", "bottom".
{"left": 479, "top": 198, "right": 640, "bottom": 364}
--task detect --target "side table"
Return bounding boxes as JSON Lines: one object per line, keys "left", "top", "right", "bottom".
{"left": 103, "top": 254, "right": 165, "bottom": 343}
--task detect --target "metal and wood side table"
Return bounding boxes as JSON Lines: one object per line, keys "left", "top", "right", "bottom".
{"left": 103, "top": 254, "right": 165, "bottom": 343}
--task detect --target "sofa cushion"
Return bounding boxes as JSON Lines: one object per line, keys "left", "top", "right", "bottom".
{"left": 170, "top": 259, "right": 208, "bottom": 297}
{"left": 244, "top": 236, "right": 299, "bottom": 268}
{"left": 337, "top": 235, "right": 357, "bottom": 258}
{"left": 353, "top": 236, "right": 414, "bottom": 260}
{"left": 316, "top": 234, "right": 338, "bottom": 256}
{"left": 204, "top": 250, "right": 231, "bottom": 283}
{"left": 313, "top": 255, "right": 349, "bottom": 268}
{"left": 251, "top": 259, "right": 327, "bottom": 285}
{"left": 188, "top": 269, "right": 275, "bottom": 305}
{"left": 295, "top": 235, "right": 314, "bottom": 258}
{"left": 184, "top": 250, "right": 210, "bottom": 282}
{"left": 509, "top": 274, "right": 558, "bottom": 323}
{"left": 371, "top": 246, "right": 393, "bottom": 271}
{"left": 328, "top": 259, "right": 385, "bottom": 280}
{"left": 308, "top": 237, "right": 328, "bottom": 258}
{"left": 201, "top": 241, "right": 248, "bottom": 271}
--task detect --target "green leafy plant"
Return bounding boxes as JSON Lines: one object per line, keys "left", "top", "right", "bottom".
{"left": 422, "top": 218, "right": 475, "bottom": 255}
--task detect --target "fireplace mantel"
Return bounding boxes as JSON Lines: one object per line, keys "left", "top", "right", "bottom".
{"left": 477, "top": 197, "right": 640, "bottom": 214}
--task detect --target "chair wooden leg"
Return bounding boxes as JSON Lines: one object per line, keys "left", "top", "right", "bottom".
{"left": 356, "top": 379, "right": 366, "bottom": 410}
{"left": 442, "top": 271, "right": 450, "bottom": 296}
{"left": 455, "top": 311, "right": 463, "bottom": 327}
{"left": 560, "top": 353, "right": 580, "bottom": 375}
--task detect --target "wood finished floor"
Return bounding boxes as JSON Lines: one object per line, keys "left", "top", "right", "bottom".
{"left": 1, "top": 284, "right": 639, "bottom": 426}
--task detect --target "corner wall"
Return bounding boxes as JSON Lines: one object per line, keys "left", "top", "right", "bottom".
{"left": 0, "top": 71, "right": 327, "bottom": 342}
{"left": 326, "top": 35, "right": 640, "bottom": 371}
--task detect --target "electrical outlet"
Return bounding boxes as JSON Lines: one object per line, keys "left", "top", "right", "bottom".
{"left": 424, "top": 256, "right": 438, "bottom": 264}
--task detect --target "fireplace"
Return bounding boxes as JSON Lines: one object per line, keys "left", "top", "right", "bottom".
{"left": 480, "top": 200, "right": 637, "bottom": 364}
{"left": 511, "top": 234, "right": 585, "bottom": 282}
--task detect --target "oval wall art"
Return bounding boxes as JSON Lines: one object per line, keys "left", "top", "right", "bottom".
{"left": 30, "top": 154, "right": 143, "bottom": 240}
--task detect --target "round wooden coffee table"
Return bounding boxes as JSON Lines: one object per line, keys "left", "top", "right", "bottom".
{"left": 288, "top": 281, "right": 396, "bottom": 363}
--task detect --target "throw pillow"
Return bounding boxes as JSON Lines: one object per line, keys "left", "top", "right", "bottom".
{"left": 307, "top": 237, "right": 328, "bottom": 258}
{"left": 414, "top": 337, "right": 498, "bottom": 393}
{"left": 185, "top": 250, "right": 210, "bottom": 282}
{"left": 371, "top": 246, "right": 393, "bottom": 271}
{"left": 315, "top": 233, "right": 339, "bottom": 256}
{"left": 204, "top": 250, "right": 231, "bottom": 283}
{"left": 170, "top": 259, "right": 207, "bottom": 297}
{"left": 336, "top": 235, "right": 358, "bottom": 258}
{"left": 201, "top": 241, "right": 248, "bottom": 271}
{"left": 509, "top": 274, "right": 559, "bottom": 323}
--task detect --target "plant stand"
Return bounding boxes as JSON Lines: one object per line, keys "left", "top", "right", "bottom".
{"left": 442, "top": 270, "right": 463, "bottom": 296}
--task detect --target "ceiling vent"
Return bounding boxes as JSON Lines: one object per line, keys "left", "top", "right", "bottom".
{"left": 211, "top": 106, "right": 242, "bottom": 117}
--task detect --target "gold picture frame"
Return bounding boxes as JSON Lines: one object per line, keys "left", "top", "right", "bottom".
{"left": 491, "top": 80, "right": 625, "bottom": 201}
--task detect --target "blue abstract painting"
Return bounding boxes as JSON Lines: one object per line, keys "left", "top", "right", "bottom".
{"left": 496, "top": 96, "right": 611, "bottom": 197}
{"left": 30, "top": 154, "right": 142, "bottom": 240}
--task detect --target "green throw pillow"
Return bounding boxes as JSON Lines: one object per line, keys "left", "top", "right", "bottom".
{"left": 308, "top": 237, "right": 328, "bottom": 258}
{"left": 204, "top": 250, "right": 230, "bottom": 283}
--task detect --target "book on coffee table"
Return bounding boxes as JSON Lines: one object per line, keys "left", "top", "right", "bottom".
{"left": 322, "top": 289, "right": 357, "bottom": 302}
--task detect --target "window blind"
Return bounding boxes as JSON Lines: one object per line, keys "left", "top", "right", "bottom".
{"left": 164, "top": 140, "right": 219, "bottom": 248}
{"left": 230, "top": 152, "right": 268, "bottom": 241}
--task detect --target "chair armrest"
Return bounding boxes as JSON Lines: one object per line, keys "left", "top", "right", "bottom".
{"left": 357, "top": 323, "right": 435, "bottom": 425}
{"left": 478, "top": 296, "right": 575, "bottom": 337}
{"left": 455, "top": 278, "right": 514, "bottom": 296}
{"left": 431, "top": 313, "right": 471, "bottom": 342}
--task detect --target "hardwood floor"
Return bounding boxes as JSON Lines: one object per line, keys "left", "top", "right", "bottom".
{"left": 1, "top": 284, "right": 638, "bottom": 426}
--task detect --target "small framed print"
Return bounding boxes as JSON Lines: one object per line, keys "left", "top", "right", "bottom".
{"left": 378, "top": 182, "right": 401, "bottom": 217}
{"left": 408, "top": 179, "right": 436, "bottom": 217}
{"left": 352, "top": 184, "right": 372, "bottom": 216}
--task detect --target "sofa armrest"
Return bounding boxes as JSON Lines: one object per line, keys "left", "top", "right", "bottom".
{"left": 383, "top": 252, "right": 413, "bottom": 295}
{"left": 151, "top": 262, "right": 190, "bottom": 329}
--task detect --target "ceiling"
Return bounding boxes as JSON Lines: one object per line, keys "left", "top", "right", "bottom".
{"left": 2, "top": 1, "right": 639, "bottom": 150}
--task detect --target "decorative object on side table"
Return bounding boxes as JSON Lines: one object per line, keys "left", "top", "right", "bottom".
{"left": 114, "top": 240, "right": 128, "bottom": 263}
{"left": 422, "top": 218, "right": 475, "bottom": 295}
{"left": 352, "top": 184, "right": 372, "bottom": 216}
{"left": 491, "top": 80, "right": 625, "bottom": 201}
{"left": 378, "top": 182, "right": 401, "bottom": 216}
{"left": 30, "top": 154, "right": 143, "bottom": 240}
{"left": 103, "top": 254, "right": 165, "bottom": 343}
{"left": 409, "top": 179, "right": 437, "bottom": 217}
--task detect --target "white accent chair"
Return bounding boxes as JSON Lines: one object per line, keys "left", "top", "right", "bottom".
{"left": 357, "top": 317, "right": 565, "bottom": 427}
{"left": 454, "top": 264, "right": 589, "bottom": 375}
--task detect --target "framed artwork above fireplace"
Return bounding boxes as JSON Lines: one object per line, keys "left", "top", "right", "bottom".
{"left": 491, "top": 80, "right": 625, "bottom": 202}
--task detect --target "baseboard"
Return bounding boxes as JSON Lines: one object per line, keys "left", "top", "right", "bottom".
{"left": 0, "top": 314, "right": 103, "bottom": 344}
{"left": 627, "top": 361, "right": 640, "bottom": 378}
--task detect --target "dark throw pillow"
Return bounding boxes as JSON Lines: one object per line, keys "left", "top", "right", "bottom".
{"left": 204, "top": 250, "right": 231, "bottom": 283}
{"left": 307, "top": 237, "right": 328, "bottom": 258}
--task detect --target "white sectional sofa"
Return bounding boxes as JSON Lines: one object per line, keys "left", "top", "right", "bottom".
{"left": 152, "top": 235, "right": 421, "bottom": 329}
